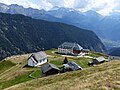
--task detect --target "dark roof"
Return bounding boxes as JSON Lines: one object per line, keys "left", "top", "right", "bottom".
{"left": 58, "top": 42, "right": 83, "bottom": 50}
{"left": 67, "top": 61, "right": 82, "bottom": 70}
{"left": 41, "top": 63, "right": 60, "bottom": 73}
{"left": 30, "top": 51, "right": 47, "bottom": 63}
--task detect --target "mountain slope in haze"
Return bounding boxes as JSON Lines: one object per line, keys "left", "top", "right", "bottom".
{"left": 48, "top": 8, "right": 107, "bottom": 38}
{"left": 109, "top": 48, "right": 120, "bottom": 56}
{"left": 0, "top": 3, "right": 62, "bottom": 22}
{"left": 48, "top": 7, "right": 120, "bottom": 41}
{"left": 0, "top": 3, "right": 120, "bottom": 45}
{"left": 0, "top": 13, "right": 107, "bottom": 60}
{"left": 47, "top": 8, "right": 120, "bottom": 49}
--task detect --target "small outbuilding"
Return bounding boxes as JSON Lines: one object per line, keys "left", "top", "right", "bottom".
{"left": 88, "top": 56, "right": 105, "bottom": 65}
{"left": 61, "top": 61, "right": 82, "bottom": 73}
{"left": 41, "top": 63, "right": 60, "bottom": 76}
{"left": 58, "top": 42, "right": 83, "bottom": 55}
{"left": 28, "top": 51, "right": 48, "bottom": 67}
{"left": 108, "top": 56, "right": 120, "bottom": 61}
{"left": 67, "top": 61, "right": 83, "bottom": 70}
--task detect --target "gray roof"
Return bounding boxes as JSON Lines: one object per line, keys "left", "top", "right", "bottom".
{"left": 109, "top": 56, "right": 120, "bottom": 60}
{"left": 96, "top": 57, "right": 105, "bottom": 62}
{"left": 63, "top": 64, "right": 72, "bottom": 69}
{"left": 41, "top": 63, "right": 60, "bottom": 73}
{"left": 82, "top": 49, "right": 90, "bottom": 51}
{"left": 30, "top": 51, "right": 47, "bottom": 63}
{"left": 58, "top": 42, "right": 83, "bottom": 50}
{"left": 67, "top": 61, "right": 82, "bottom": 70}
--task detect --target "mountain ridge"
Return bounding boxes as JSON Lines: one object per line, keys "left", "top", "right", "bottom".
{"left": 1, "top": 3, "right": 120, "bottom": 44}
{"left": 0, "top": 12, "right": 107, "bottom": 60}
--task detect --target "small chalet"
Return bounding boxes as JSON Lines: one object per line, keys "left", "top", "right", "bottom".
{"left": 58, "top": 42, "right": 83, "bottom": 56}
{"left": 108, "top": 56, "right": 120, "bottom": 61}
{"left": 88, "top": 56, "right": 105, "bottom": 65}
{"left": 28, "top": 51, "right": 48, "bottom": 67}
{"left": 61, "top": 61, "right": 82, "bottom": 72}
{"left": 41, "top": 63, "right": 60, "bottom": 76}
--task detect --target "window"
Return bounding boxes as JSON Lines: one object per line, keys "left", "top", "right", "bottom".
{"left": 39, "top": 60, "right": 42, "bottom": 63}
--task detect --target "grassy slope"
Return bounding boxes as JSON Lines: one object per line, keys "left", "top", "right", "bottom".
{"left": 5, "top": 60, "right": 120, "bottom": 90}
{"left": 0, "top": 54, "right": 34, "bottom": 89}
{"left": 0, "top": 72, "right": 32, "bottom": 89}
{"left": 0, "top": 60, "right": 15, "bottom": 74}
{"left": 87, "top": 51, "right": 108, "bottom": 59}
{"left": 0, "top": 49, "right": 111, "bottom": 90}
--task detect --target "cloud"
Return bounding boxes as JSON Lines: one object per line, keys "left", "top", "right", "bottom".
{"left": 0, "top": 0, "right": 120, "bottom": 16}
{"left": 85, "top": 0, "right": 118, "bottom": 16}
{"left": 36, "top": 0, "right": 53, "bottom": 10}
{"left": 47, "top": 0, "right": 120, "bottom": 16}
{"left": 74, "top": 0, "right": 89, "bottom": 8}
{"left": 46, "top": 0, "right": 75, "bottom": 8}
{"left": 0, "top": 0, "right": 40, "bottom": 9}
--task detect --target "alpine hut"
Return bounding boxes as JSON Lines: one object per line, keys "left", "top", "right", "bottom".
{"left": 88, "top": 56, "right": 105, "bottom": 65}
{"left": 61, "top": 61, "right": 83, "bottom": 73}
{"left": 41, "top": 63, "right": 60, "bottom": 76}
{"left": 58, "top": 42, "right": 83, "bottom": 55}
{"left": 28, "top": 51, "right": 48, "bottom": 67}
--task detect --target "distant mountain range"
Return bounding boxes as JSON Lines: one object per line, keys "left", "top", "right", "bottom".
{"left": 0, "top": 13, "right": 107, "bottom": 60}
{"left": 109, "top": 48, "right": 120, "bottom": 56}
{"left": 0, "top": 3, "right": 62, "bottom": 22}
{"left": 0, "top": 3, "right": 120, "bottom": 50}
{"left": 48, "top": 8, "right": 120, "bottom": 43}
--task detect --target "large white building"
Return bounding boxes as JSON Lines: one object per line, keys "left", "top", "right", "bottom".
{"left": 28, "top": 51, "right": 48, "bottom": 67}
{"left": 58, "top": 42, "right": 83, "bottom": 55}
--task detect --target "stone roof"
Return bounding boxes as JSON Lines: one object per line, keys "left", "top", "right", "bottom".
{"left": 30, "top": 51, "right": 47, "bottom": 63}
{"left": 96, "top": 56, "right": 105, "bottom": 62}
{"left": 58, "top": 42, "right": 83, "bottom": 50}
{"left": 64, "top": 61, "right": 82, "bottom": 70}
{"left": 41, "top": 63, "right": 60, "bottom": 73}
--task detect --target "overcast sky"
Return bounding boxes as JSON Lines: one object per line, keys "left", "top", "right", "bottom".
{"left": 0, "top": 0, "right": 120, "bottom": 16}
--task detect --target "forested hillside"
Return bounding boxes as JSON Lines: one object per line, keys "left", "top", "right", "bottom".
{"left": 0, "top": 13, "right": 107, "bottom": 60}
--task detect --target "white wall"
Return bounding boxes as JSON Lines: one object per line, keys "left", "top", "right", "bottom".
{"left": 28, "top": 58, "right": 35, "bottom": 66}
{"left": 58, "top": 48, "right": 73, "bottom": 54}
{"left": 28, "top": 57, "right": 48, "bottom": 67}
{"left": 36, "top": 58, "right": 48, "bottom": 66}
